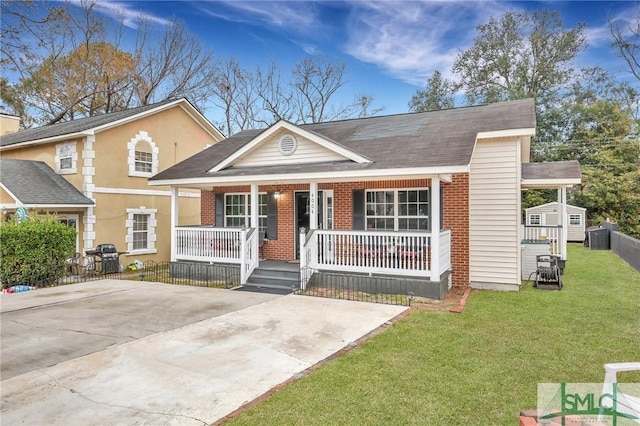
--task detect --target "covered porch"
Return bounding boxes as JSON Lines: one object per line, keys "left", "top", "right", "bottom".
{"left": 167, "top": 174, "right": 455, "bottom": 294}
{"left": 521, "top": 161, "right": 583, "bottom": 261}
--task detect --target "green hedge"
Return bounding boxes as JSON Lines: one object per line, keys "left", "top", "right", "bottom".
{"left": 0, "top": 215, "right": 76, "bottom": 287}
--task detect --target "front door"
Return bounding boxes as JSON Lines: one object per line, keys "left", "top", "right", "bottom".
{"left": 294, "top": 191, "right": 333, "bottom": 259}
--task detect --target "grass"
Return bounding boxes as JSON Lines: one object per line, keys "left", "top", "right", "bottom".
{"left": 223, "top": 244, "right": 640, "bottom": 425}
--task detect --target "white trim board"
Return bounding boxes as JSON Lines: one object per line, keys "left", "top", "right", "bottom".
{"left": 94, "top": 187, "right": 200, "bottom": 198}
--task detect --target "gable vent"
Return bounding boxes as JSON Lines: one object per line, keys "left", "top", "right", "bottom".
{"left": 279, "top": 134, "right": 297, "bottom": 156}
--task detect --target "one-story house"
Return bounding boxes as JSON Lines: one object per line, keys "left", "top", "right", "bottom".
{"left": 525, "top": 202, "right": 586, "bottom": 242}
{"left": 149, "top": 99, "right": 582, "bottom": 298}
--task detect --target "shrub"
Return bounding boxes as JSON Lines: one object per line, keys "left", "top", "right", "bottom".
{"left": 0, "top": 214, "right": 76, "bottom": 287}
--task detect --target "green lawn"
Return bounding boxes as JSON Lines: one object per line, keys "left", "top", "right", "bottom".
{"left": 224, "top": 244, "right": 639, "bottom": 425}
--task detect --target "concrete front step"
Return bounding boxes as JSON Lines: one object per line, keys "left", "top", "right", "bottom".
{"left": 242, "top": 281, "right": 298, "bottom": 291}
{"left": 246, "top": 273, "right": 298, "bottom": 287}
{"left": 250, "top": 268, "right": 298, "bottom": 280}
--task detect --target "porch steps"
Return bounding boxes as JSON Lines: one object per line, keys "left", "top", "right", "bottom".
{"left": 245, "top": 262, "right": 299, "bottom": 291}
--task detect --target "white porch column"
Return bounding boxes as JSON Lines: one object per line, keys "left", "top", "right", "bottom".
{"left": 170, "top": 186, "right": 178, "bottom": 262}
{"left": 250, "top": 183, "right": 259, "bottom": 231}
{"left": 431, "top": 177, "right": 441, "bottom": 280}
{"left": 560, "top": 186, "right": 568, "bottom": 260}
{"left": 309, "top": 181, "right": 318, "bottom": 230}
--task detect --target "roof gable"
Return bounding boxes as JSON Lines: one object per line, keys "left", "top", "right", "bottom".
{"left": 209, "top": 121, "right": 371, "bottom": 172}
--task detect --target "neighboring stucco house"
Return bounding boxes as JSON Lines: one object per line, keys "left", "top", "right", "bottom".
{"left": 0, "top": 98, "right": 224, "bottom": 262}
{"left": 526, "top": 202, "right": 586, "bottom": 242}
{"left": 149, "top": 99, "right": 581, "bottom": 297}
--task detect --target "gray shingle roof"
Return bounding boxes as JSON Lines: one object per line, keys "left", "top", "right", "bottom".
{"left": 0, "top": 98, "right": 179, "bottom": 147}
{"left": 522, "top": 160, "right": 582, "bottom": 180}
{"left": 151, "top": 98, "right": 536, "bottom": 182}
{"left": 0, "top": 159, "right": 94, "bottom": 206}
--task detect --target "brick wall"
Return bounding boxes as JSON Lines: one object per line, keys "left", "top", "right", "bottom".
{"left": 200, "top": 175, "right": 470, "bottom": 287}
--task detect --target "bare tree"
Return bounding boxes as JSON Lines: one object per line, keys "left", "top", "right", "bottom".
{"left": 1, "top": 0, "right": 219, "bottom": 126}
{"left": 254, "top": 60, "right": 295, "bottom": 126}
{"left": 610, "top": 12, "right": 640, "bottom": 81}
{"left": 210, "top": 58, "right": 259, "bottom": 136}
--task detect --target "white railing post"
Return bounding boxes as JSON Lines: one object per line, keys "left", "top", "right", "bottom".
{"left": 431, "top": 177, "right": 441, "bottom": 281}
{"left": 170, "top": 187, "right": 178, "bottom": 262}
{"left": 240, "top": 228, "right": 247, "bottom": 284}
{"left": 299, "top": 229, "right": 307, "bottom": 290}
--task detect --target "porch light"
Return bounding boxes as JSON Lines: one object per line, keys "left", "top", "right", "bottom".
{"left": 274, "top": 191, "right": 280, "bottom": 199}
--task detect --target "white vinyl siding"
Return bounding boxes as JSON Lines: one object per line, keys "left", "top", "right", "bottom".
{"left": 469, "top": 139, "right": 520, "bottom": 287}
{"left": 234, "top": 130, "right": 345, "bottom": 167}
{"left": 525, "top": 202, "right": 586, "bottom": 242}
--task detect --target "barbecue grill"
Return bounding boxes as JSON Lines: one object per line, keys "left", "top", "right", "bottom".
{"left": 85, "top": 244, "right": 125, "bottom": 273}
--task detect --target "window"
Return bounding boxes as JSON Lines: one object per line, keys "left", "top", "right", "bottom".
{"left": 225, "top": 193, "right": 267, "bottom": 233}
{"left": 126, "top": 208, "right": 157, "bottom": 254}
{"left": 132, "top": 214, "right": 149, "bottom": 250}
{"left": 529, "top": 214, "right": 542, "bottom": 226}
{"left": 569, "top": 214, "right": 582, "bottom": 226}
{"left": 135, "top": 150, "right": 153, "bottom": 173}
{"left": 55, "top": 142, "right": 77, "bottom": 173}
{"left": 366, "top": 189, "right": 430, "bottom": 231}
{"left": 128, "top": 131, "right": 158, "bottom": 177}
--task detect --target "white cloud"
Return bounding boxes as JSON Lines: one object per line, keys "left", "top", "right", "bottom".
{"left": 196, "top": 1, "right": 320, "bottom": 33}
{"left": 342, "top": 0, "right": 517, "bottom": 86}
{"left": 66, "top": 0, "right": 172, "bottom": 28}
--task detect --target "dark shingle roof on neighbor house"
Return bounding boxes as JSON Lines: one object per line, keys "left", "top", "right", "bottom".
{"left": 151, "top": 98, "right": 537, "bottom": 182}
{"left": 0, "top": 98, "right": 178, "bottom": 148}
{"left": 0, "top": 159, "right": 94, "bottom": 206}
{"left": 522, "top": 160, "right": 582, "bottom": 181}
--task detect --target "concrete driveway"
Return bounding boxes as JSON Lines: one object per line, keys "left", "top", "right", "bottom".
{"left": 1, "top": 280, "right": 407, "bottom": 425}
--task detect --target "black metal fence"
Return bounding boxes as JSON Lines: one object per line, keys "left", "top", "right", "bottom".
{"left": 296, "top": 267, "right": 413, "bottom": 306}
{"left": 2, "top": 260, "right": 239, "bottom": 291}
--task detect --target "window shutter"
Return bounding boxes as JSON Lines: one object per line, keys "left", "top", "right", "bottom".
{"left": 215, "top": 193, "right": 224, "bottom": 227}
{"left": 267, "top": 192, "right": 278, "bottom": 239}
{"left": 440, "top": 187, "right": 444, "bottom": 230}
{"left": 352, "top": 189, "right": 365, "bottom": 230}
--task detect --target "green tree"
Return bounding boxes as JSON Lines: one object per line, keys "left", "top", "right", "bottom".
{"left": 452, "top": 10, "right": 586, "bottom": 108}
{"left": 408, "top": 70, "right": 456, "bottom": 112}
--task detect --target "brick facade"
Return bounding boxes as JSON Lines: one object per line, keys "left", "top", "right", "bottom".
{"left": 200, "top": 175, "right": 470, "bottom": 287}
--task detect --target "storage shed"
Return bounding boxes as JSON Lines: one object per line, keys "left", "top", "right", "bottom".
{"left": 525, "top": 202, "right": 586, "bottom": 242}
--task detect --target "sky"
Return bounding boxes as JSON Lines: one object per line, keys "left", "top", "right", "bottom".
{"left": 70, "top": 1, "right": 640, "bottom": 124}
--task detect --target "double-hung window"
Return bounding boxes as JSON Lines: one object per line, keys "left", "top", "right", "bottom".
{"left": 132, "top": 214, "right": 149, "bottom": 250}
{"left": 225, "top": 193, "right": 267, "bottom": 233}
{"left": 529, "top": 214, "right": 542, "bottom": 226}
{"left": 569, "top": 214, "right": 582, "bottom": 226}
{"left": 135, "top": 150, "right": 153, "bottom": 173}
{"left": 366, "top": 189, "right": 430, "bottom": 231}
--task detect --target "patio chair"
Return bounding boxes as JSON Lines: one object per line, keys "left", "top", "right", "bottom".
{"left": 67, "top": 252, "right": 81, "bottom": 275}
{"left": 598, "top": 362, "right": 640, "bottom": 423}
{"left": 258, "top": 231, "right": 267, "bottom": 260}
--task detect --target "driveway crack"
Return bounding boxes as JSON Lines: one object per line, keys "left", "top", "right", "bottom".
{"left": 10, "top": 319, "right": 135, "bottom": 340}
{"left": 38, "top": 370, "right": 208, "bottom": 425}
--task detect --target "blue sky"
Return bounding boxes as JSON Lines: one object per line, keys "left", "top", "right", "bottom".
{"left": 80, "top": 1, "right": 638, "bottom": 123}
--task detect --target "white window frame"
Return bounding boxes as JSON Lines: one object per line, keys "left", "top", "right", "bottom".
{"left": 125, "top": 208, "right": 157, "bottom": 254}
{"left": 365, "top": 188, "right": 430, "bottom": 231}
{"left": 55, "top": 141, "right": 77, "bottom": 174}
{"left": 58, "top": 214, "right": 79, "bottom": 253}
{"left": 528, "top": 214, "right": 542, "bottom": 226}
{"left": 128, "top": 131, "right": 159, "bottom": 177}
{"left": 569, "top": 214, "right": 582, "bottom": 226}
{"left": 224, "top": 192, "right": 268, "bottom": 234}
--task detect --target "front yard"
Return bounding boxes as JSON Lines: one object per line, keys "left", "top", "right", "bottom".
{"left": 223, "top": 244, "right": 640, "bottom": 425}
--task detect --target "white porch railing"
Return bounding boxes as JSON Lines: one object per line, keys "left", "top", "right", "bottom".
{"left": 522, "top": 225, "right": 563, "bottom": 257}
{"left": 300, "top": 229, "right": 453, "bottom": 289}
{"left": 174, "top": 226, "right": 258, "bottom": 284}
